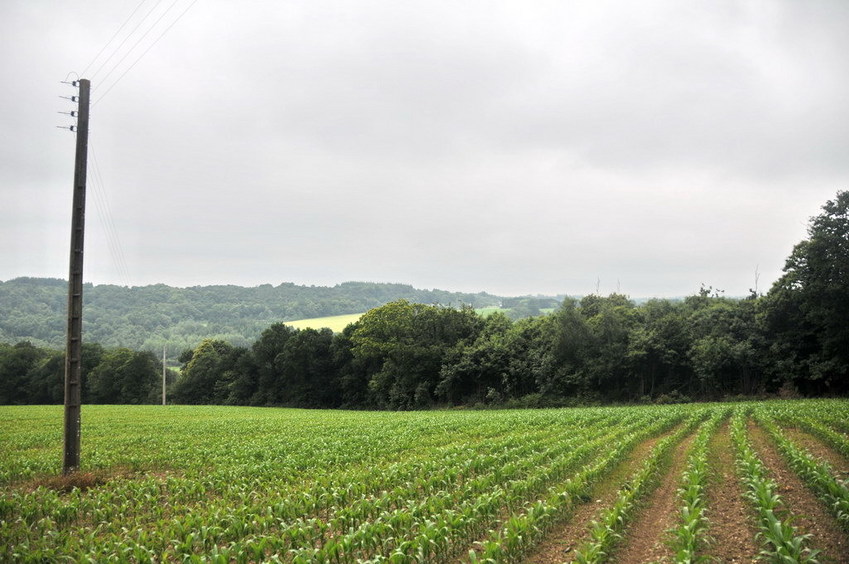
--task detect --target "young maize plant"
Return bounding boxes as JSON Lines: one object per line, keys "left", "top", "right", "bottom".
{"left": 7, "top": 403, "right": 848, "bottom": 561}
{"left": 250, "top": 423, "right": 577, "bottom": 561}
{"left": 755, "top": 412, "right": 849, "bottom": 532}
{"left": 795, "top": 400, "right": 849, "bottom": 436}
{"left": 570, "top": 411, "right": 707, "bottom": 564}
{"left": 302, "top": 417, "right": 637, "bottom": 563}
{"left": 730, "top": 411, "right": 820, "bottom": 564}
{"left": 786, "top": 413, "right": 849, "bottom": 459}
{"left": 668, "top": 409, "right": 726, "bottom": 564}
{"left": 0, "top": 408, "right": 617, "bottom": 562}
{"left": 444, "top": 417, "right": 651, "bottom": 564}
{"left": 468, "top": 408, "right": 690, "bottom": 564}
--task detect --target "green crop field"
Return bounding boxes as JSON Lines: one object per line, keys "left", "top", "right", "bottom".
{"left": 2, "top": 401, "right": 848, "bottom": 562}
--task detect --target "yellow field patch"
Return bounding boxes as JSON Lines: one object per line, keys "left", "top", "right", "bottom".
{"left": 284, "top": 312, "right": 364, "bottom": 332}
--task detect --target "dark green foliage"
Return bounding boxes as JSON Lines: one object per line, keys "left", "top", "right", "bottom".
{"left": 762, "top": 190, "right": 849, "bottom": 394}
{"left": 2, "top": 192, "right": 846, "bottom": 408}
{"left": 251, "top": 323, "right": 297, "bottom": 406}
{"left": 436, "top": 312, "right": 513, "bottom": 405}
{"left": 332, "top": 323, "right": 372, "bottom": 408}
{"left": 247, "top": 324, "right": 339, "bottom": 407}
{"left": 349, "top": 301, "right": 483, "bottom": 409}
{"left": 0, "top": 289, "right": 794, "bottom": 408}
{"left": 0, "top": 279, "right": 502, "bottom": 352}
{"left": 627, "top": 298, "right": 691, "bottom": 398}
{"left": 579, "top": 294, "right": 640, "bottom": 399}
{"left": 278, "top": 328, "right": 337, "bottom": 407}
{"left": 687, "top": 295, "right": 762, "bottom": 397}
{"left": 169, "top": 339, "right": 248, "bottom": 405}
{"left": 87, "top": 348, "right": 160, "bottom": 404}
{"left": 0, "top": 342, "right": 49, "bottom": 405}
{"left": 0, "top": 341, "right": 153, "bottom": 405}
{"left": 24, "top": 348, "right": 64, "bottom": 404}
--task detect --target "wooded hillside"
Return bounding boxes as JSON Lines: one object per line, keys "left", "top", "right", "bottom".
{"left": 2, "top": 191, "right": 846, "bottom": 407}
{"left": 0, "top": 280, "right": 506, "bottom": 351}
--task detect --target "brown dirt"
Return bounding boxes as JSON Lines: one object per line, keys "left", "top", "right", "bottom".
{"left": 33, "top": 471, "right": 111, "bottom": 493}
{"left": 610, "top": 433, "right": 697, "bottom": 563}
{"left": 521, "top": 431, "right": 673, "bottom": 564}
{"left": 780, "top": 426, "right": 849, "bottom": 476}
{"left": 23, "top": 466, "right": 141, "bottom": 494}
{"left": 11, "top": 460, "right": 182, "bottom": 496}
{"left": 703, "top": 420, "right": 760, "bottom": 563}
{"left": 748, "top": 422, "right": 849, "bottom": 564}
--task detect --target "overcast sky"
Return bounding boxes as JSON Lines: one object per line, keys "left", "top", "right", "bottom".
{"left": 2, "top": 1, "right": 847, "bottom": 298}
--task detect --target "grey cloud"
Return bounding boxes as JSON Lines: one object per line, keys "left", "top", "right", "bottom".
{"left": 1, "top": 0, "right": 847, "bottom": 297}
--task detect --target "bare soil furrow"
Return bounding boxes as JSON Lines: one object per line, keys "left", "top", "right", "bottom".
{"left": 780, "top": 426, "right": 849, "bottom": 475}
{"left": 703, "top": 420, "right": 760, "bottom": 563}
{"left": 611, "top": 433, "right": 696, "bottom": 563}
{"left": 748, "top": 422, "right": 849, "bottom": 564}
{"left": 521, "top": 433, "right": 669, "bottom": 564}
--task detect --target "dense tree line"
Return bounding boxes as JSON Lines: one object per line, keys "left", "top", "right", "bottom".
{"left": 0, "top": 341, "right": 172, "bottom": 405}
{"left": 0, "top": 280, "right": 506, "bottom": 352}
{"left": 2, "top": 192, "right": 847, "bottom": 407}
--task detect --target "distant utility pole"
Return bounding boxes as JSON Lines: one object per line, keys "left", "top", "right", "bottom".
{"left": 63, "top": 78, "right": 90, "bottom": 475}
{"left": 162, "top": 345, "right": 167, "bottom": 406}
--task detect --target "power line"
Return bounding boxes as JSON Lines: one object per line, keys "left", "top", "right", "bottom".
{"left": 94, "top": 0, "right": 199, "bottom": 106}
{"left": 95, "top": 0, "right": 178, "bottom": 86}
{"left": 89, "top": 0, "right": 165, "bottom": 82}
{"left": 90, "top": 146, "right": 132, "bottom": 287}
{"left": 80, "top": 0, "right": 151, "bottom": 78}
{"left": 89, "top": 145, "right": 132, "bottom": 287}
{"left": 67, "top": 0, "right": 199, "bottom": 290}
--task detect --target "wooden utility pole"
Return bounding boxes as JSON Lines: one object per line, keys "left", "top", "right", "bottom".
{"left": 63, "top": 78, "right": 90, "bottom": 475}
{"left": 162, "top": 345, "right": 167, "bottom": 406}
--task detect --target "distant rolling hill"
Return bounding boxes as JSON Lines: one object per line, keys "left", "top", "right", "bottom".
{"left": 2, "top": 278, "right": 564, "bottom": 352}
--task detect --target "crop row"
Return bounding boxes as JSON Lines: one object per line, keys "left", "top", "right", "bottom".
{"left": 2, "top": 401, "right": 849, "bottom": 562}
{"left": 469, "top": 410, "right": 694, "bottom": 563}
{"left": 755, "top": 410, "right": 849, "bottom": 532}
{"left": 570, "top": 413, "right": 704, "bottom": 563}
{"left": 3, "top": 407, "right": 675, "bottom": 562}
{"left": 731, "top": 410, "right": 819, "bottom": 563}
{"left": 668, "top": 408, "right": 725, "bottom": 563}
{"left": 241, "top": 410, "right": 666, "bottom": 562}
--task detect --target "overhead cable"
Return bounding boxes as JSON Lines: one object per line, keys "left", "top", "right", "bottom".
{"left": 80, "top": 0, "right": 151, "bottom": 79}
{"left": 94, "top": 0, "right": 199, "bottom": 106}
{"left": 89, "top": 0, "right": 165, "bottom": 83}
